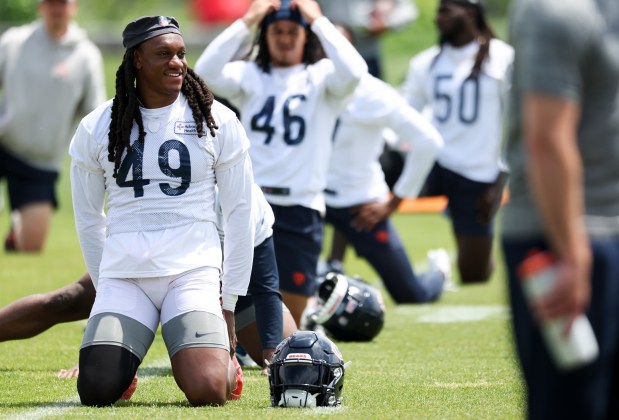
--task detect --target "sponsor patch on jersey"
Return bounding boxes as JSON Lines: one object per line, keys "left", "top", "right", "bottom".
{"left": 286, "top": 353, "right": 312, "bottom": 360}
{"left": 174, "top": 121, "right": 199, "bottom": 135}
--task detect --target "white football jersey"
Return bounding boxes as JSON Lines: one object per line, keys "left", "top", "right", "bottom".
{"left": 326, "top": 74, "right": 443, "bottom": 208}
{"left": 195, "top": 17, "right": 367, "bottom": 213}
{"left": 215, "top": 183, "right": 275, "bottom": 248}
{"left": 69, "top": 95, "right": 255, "bottom": 297}
{"left": 401, "top": 39, "right": 514, "bottom": 182}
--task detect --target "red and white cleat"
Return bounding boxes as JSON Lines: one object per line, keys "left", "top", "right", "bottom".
{"left": 120, "top": 373, "right": 138, "bottom": 401}
{"left": 228, "top": 355, "right": 244, "bottom": 401}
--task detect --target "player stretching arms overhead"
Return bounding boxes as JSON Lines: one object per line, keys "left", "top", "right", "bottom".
{"left": 195, "top": 0, "right": 367, "bottom": 325}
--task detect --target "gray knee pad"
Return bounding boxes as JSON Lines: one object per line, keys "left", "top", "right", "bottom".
{"left": 162, "top": 311, "right": 229, "bottom": 358}
{"left": 81, "top": 312, "right": 155, "bottom": 361}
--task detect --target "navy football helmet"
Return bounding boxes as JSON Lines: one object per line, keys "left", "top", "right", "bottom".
{"left": 268, "top": 331, "right": 346, "bottom": 408}
{"left": 312, "top": 272, "right": 385, "bottom": 342}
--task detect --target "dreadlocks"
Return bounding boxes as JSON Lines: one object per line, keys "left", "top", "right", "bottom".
{"left": 469, "top": 4, "right": 495, "bottom": 79}
{"left": 107, "top": 50, "right": 218, "bottom": 178}
{"left": 254, "top": 26, "right": 322, "bottom": 73}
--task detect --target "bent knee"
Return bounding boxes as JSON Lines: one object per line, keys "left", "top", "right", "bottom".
{"left": 183, "top": 376, "right": 228, "bottom": 406}
{"left": 78, "top": 368, "right": 127, "bottom": 406}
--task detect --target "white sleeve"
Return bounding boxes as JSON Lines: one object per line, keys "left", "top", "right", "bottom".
{"left": 312, "top": 16, "right": 368, "bottom": 98}
{"left": 400, "top": 56, "right": 429, "bottom": 112}
{"left": 194, "top": 19, "right": 252, "bottom": 100}
{"left": 390, "top": 102, "right": 443, "bottom": 199}
{"left": 69, "top": 123, "right": 106, "bottom": 287}
{"left": 214, "top": 117, "right": 255, "bottom": 299}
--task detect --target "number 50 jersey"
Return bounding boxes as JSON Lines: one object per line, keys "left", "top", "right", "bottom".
{"left": 401, "top": 39, "right": 514, "bottom": 183}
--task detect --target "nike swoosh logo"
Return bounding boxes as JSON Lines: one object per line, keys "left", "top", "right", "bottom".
{"left": 195, "top": 332, "right": 211, "bottom": 338}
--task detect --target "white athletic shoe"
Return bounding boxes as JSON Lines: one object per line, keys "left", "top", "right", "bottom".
{"left": 427, "top": 248, "right": 457, "bottom": 292}
{"left": 235, "top": 344, "right": 258, "bottom": 367}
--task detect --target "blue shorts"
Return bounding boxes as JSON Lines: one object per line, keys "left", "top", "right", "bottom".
{"left": 0, "top": 145, "right": 58, "bottom": 210}
{"left": 235, "top": 236, "right": 283, "bottom": 349}
{"left": 236, "top": 236, "right": 281, "bottom": 312}
{"left": 270, "top": 204, "right": 324, "bottom": 296}
{"left": 423, "top": 162, "right": 493, "bottom": 236}
{"left": 326, "top": 206, "right": 443, "bottom": 303}
{"left": 502, "top": 235, "right": 619, "bottom": 419}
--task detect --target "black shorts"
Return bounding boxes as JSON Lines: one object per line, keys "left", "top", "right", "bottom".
{"left": 0, "top": 145, "right": 58, "bottom": 210}
{"left": 422, "top": 162, "right": 494, "bottom": 236}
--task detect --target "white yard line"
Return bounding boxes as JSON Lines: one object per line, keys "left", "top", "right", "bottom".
{"left": 392, "top": 303, "right": 509, "bottom": 323}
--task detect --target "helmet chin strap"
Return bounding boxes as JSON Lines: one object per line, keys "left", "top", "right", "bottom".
{"left": 314, "top": 274, "right": 349, "bottom": 324}
{"left": 279, "top": 389, "right": 318, "bottom": 408}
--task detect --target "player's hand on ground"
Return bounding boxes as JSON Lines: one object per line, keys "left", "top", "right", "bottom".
{"left": 57, "top": 363, "right": 79, "bottom": 379}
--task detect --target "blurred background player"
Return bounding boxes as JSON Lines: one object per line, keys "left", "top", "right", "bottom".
{"left": 69, "top": 15, "right": 254, "bottom": 406}
{"left": 400, "top": 0, "right": 513, "bottom": 284}
{"left": 316, "top": 0, "right": 417, "bottom": 79}
{"left": 0, "top": 0, "right": 105, "bottom": 252}
{"left": 502, "top": 0, "right": 619, "bottom": 417}
{"left": 195, "top": 0, "right": 367, "bottom": 326}
{"left": 316, "top": 0, "right": 418, "bottom": 232}
{"left": 321, "top": 23, "right": 451, "bottom": 305}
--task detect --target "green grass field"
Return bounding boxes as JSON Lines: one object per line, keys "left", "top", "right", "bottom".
{"left": 0, "top": 174, "right": 526, "bottom": 419}
{"left": 0, "top": 2, "right": 526, "bottom": 418}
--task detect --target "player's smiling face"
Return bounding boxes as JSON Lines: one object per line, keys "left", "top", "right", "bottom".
{"left": 266, "top": 20, "right": 307, "bottom": 68}
{"left": 134, "top": 33, "right": 187, "bottom": 108}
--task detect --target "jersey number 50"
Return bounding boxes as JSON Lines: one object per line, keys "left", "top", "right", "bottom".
{"left": 250, "top": 94, "right": 307, "bottom": 145}
{"left": 433, "top": 75, "right": 479, "bottom": 125}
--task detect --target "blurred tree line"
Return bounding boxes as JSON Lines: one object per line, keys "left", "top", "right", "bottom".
{"left": 1, "top": 0, "right": 510, "bottom": 25}
{"left": 0, "top": 0, "right": 191, "bottom": 25}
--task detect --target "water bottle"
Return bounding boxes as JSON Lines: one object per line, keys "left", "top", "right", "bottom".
{"left": 518, "top": 251, "right": 599, "bottom": 371}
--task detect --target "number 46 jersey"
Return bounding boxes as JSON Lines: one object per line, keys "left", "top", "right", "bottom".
{"left": 195, "top": 17, "right": 367, "bottom": 214}
{"left": 68, "top": 95, "right": 254, "bottom": 289}
{"left": 401, "top": 39, "right": 514, "bottom": 183}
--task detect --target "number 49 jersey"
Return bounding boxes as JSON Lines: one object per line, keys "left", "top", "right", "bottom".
{"left": 69, "top": 95, "right": 253, "bottom": 283}
{"left": 401, "top": 39, "right": 514, "bottom": 183}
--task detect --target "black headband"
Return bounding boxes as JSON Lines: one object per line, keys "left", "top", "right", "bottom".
{"left": 261, "top": 0, "right": 307, "bottom": 30}
{"left": 122, "top": 16, "right": 182, "bottom": 50}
